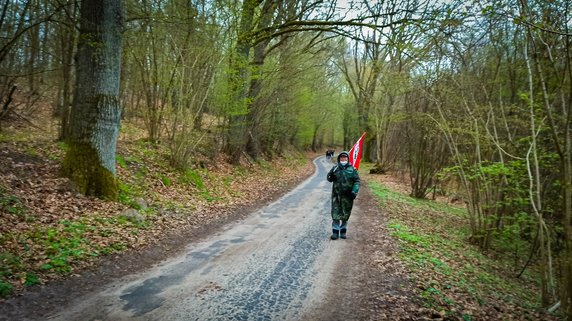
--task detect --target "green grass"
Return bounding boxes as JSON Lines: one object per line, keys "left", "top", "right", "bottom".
{"left": 200, "top": 190, "right": 221, "bottom": 202}
{"left": 118, "top": 182, "right": 135, "bottom": 205}
{"left": 368, "top": 180, "right": 544, "bottom": 317}
{"left": 0, "top": 280, "right": 13, "bottom": 297}
{"left": 36, "top": 220, "right": 95, "bottom": 274}
{"left": 0, "top": 188, "right": 37, "bottom": 225}
{"left": 0, "top": 215, "right": 139, "bottom": 289}
{"left": 160, "top": 174, "right": 172, "bottom": 186}
{"left": 0, "top": 188, "right": 26, "bottom": 217}
{"left": 369, "top": 181, "right": 467, "bottom": 217}
{"left": 179, "top": 169, "right": 205, "bottom": 189}
{"left": 116, "top": 154, "right": 127, "bottom": 168}
{"left": 0, "top": 252, "right": 21, "bottom": 297}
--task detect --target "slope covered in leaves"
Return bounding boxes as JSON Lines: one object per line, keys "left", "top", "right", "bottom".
{"left": 0, "top": 118, "right": 314, "bottom": 298}
{"left": 362, "top": 168, "right": 560, "bottom": 320}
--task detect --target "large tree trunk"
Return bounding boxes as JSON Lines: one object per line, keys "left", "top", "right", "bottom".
{"left": 245, "top": 0, "right": 275, "bottom": 160}
{"left": 62, "top": 0, "right": 123, "bottom": 199}
{"left": 225, "top": 0, "right": 258, "bottom": 163}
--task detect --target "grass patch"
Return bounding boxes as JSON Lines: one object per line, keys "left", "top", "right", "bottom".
{"left": 179, "top": 168, "right": 205, "bottom": 189}
{"left": 160, "top": 174, "right": 172, "bottom": 186}
{"left": 368, "top": 180, "right": 546, "bottom": 318}
{"left": 118, "top": 182, "right": 136, "bottom": 206}
{"left": 200, "top": 190, "right": 221, "bottom": 202}
{"left": 0, "top": 189, "right": 27, "bottom": 217}
{"left": 116, "top": 154, "right": 127, "bottom": 168}
{"left": 369, "top": 181, "right": 467, "bottom": 217}
{"left": 35, "top": 220, "right": 95, "bottom": 275}
{"left": 0, "top": 280, "right": 13, "bottom": 297}
{"left": 0, "top": 215, "right": 138, "bottom": 289}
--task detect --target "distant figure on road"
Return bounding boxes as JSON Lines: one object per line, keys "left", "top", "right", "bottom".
{"left": 325, "top": 149, "right": 334, "bottom": 160}
{"left": 326, "top": 151, "right": 360, "bottom": 240}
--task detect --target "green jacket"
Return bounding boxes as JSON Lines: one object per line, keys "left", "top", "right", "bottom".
{"left": 327, "top": 159, "right": 360, "bottom": 221}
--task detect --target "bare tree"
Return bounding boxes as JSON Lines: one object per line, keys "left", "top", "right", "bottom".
{"left": 518, "top": 0, "right": 572, "bottom": 313}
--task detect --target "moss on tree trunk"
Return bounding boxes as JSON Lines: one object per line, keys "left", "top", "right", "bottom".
{"left": 62, "top": 143, "right": 118, "bottom": 200}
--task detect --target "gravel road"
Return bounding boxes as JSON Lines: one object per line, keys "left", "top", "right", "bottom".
{"left": 46, "top": 156, "right": 359, "bottom": 321}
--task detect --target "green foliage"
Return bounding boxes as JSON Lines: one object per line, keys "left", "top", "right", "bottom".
{"left": 0, "top": 188, "right": 27, "bottom": 217}
{"left": 0, "top": 252, "right": 20, "bottom": 297}
{"left": 388, "top": 222, "right": 429, "bottom": 247}
{"left": 37, "top": 220, "right": 92, "bottom": 274}
{"left": 161, "top": 200, "right": 187, "bottom": 212}
{"left": 135, "top": 166, "right": 147, "bottom": 179}
{"left": 233, "top": 166, "right": 247, "bottom": 177}
{"left": 200, "top": 190, "right": 221, "bottom": 202}
{"left": 0, "top": 280, "right": 13, "bottom": 297}
{"left": 126, "top": 155, "right": 144, "bottom": 164}
{"left": 388, "top": 223, "right": 451, "bottom": 277}
{"left": 116, "top": 154, "right": 127, "bottom": 168}
{"left": 369, "top": 182, "right": 466, "bottom": 217}
{"left": 257, "top": 158, "right": 272, "bottom": 171}
{"left": 0, "top": 215, "right": 137, "bottom": 283}
{"left": 24, "top": 273, "right": 40, "bottom": 286}
{"left": 421, "top": 286, "right": 443, "bottom": 309}
{"left": 118, "top": 182, "right": 134, "bottom": 205}
{"left": 160, "top": 174, "right": 172, "bottom": 186}
{"left": 23, "top": 145, "right": 40, "bottom": 157}
{"left": 179, "top": 169, "right": 204, "bottom": 189}
{"left": 492, "top": 211, "right": 535, "bottom": 255}
{"left": 0, "top": 252, "right": 22, "bottom": 278}
{"left": 57, "top": 141, "right": 69, "bottom": 151}
{"left": 370, "top": 181, "right": 544, "bottom": 316}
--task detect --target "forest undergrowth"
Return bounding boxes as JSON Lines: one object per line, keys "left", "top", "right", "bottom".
{"left": 363, "top": 168, "right": 561, "bottom": 320}
{"left": 0, "top": 110, "right": 315, "bottom": 298}
{"left": 0, "top": 108, "right": 563, "bottom": 320}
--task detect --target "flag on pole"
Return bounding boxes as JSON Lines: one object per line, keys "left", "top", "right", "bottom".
{"left": 349, "top": 132, "right": 366, "bottom": 170}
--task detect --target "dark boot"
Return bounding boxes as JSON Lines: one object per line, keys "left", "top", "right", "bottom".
{"left": 340, "top": 228, "right": 347, "bottom": 239}
{"left": 330, "top": 229, "right": 339, "bottom": 240}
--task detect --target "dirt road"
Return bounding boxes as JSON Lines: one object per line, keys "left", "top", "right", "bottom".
{"left": 41, "top": 156, "right": 362, "bottom": 321}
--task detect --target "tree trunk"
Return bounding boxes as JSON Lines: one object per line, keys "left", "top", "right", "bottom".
{"left": 28, "top": 0, "right": 39, "bottom": 95}
{"left": 245, "top": 33, "right": 270, "bottom": 159}
{"left": 228, "top": 0, "right": 275, "bottom": 162}
{"left": 225, "top": 0, "right": 259, "bottom": 163}
{"left": 57, "top": 2, "right": 78, "bottom": 140}
{"left": 563, "top": 155, "right": 572, "bottom": 315}
{"left": 62, "top": 0, "right": 123, "bottom": 199}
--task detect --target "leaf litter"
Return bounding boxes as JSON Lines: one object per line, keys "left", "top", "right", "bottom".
{"left": 0, "top": 115, "right": 563, "bottom": 320}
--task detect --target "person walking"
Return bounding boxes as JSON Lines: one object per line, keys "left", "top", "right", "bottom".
{"left": 326, "top": 151, "right": 360, "bottom": 240}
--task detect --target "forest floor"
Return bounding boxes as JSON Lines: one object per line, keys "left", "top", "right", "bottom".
{"left": 0, "top": 103, "right": 564, "bottom": 320}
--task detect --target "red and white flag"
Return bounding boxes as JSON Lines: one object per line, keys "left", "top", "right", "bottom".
{"left": 349, "top": 132, "right": 366, "bottom": 170}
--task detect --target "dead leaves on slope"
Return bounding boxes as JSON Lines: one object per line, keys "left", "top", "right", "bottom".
{"left": 362, "top": 171, "right": 560, "bottom": 321}
{"left": 0, "top": 139, "right": 314, "bottom": 296}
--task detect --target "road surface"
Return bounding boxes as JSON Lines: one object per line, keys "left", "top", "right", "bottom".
{"left": 47, "top": 156, "right": 360, "bottom": 321}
